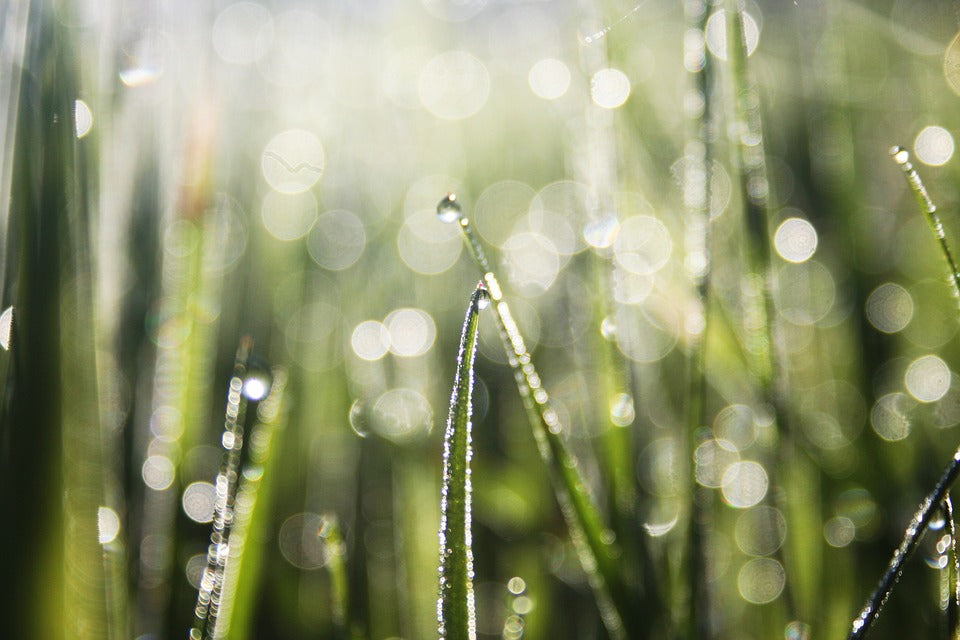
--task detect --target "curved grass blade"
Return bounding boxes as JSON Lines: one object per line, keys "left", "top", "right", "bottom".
{"left": 437, "top": 284, "right": 488, "bottom": 640}
{"left": 849, "top": 147, "right": 960, "bottom": 639}
{"left": 849, "top": 450, "right": 960, "bottom": 639}
{"left": 437, "top": 194, "right": 634, "bottom": 640}
{"left": 890, "top": 146, "right": 960, "bottom": 302}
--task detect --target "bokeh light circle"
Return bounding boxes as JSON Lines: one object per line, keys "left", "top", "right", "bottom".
{"left": 738, "top": 558, "right": 785, "bottom": 604}
{"left": 261, "top": 129, "right": 324, "bottom": 194}
{"left": 590, "top": 68, "right": 631, "bottom": 109}
{"left": 905, "top": 355, "right": 951, "bottom": 402}
{"left": 529, "top": 58, "right": 571, "bottom": 100}
{"left": 865, "top": 283, "right": 913, "bottom": 333}
{"left": 182, "top": 481, "right": 216, "bottom": 523}
{"left": 705, "top": 10, "right": 760, "bottom": 60}
{"left": 914, "top": 125, "right": 955, "bottom": 166}
{"left": 307, "top": 209, "right": 366, "bottom": 271}
{"left": 371, "top": 388, "right": 433, "bottom": 443}
{"left": 419, "top": 50, "right": 490, "bottom": 120}
{"left": 614, "top": 215, "right": 672, "bottom": 275}
{"left": 721, "top": 461, "right": 768, "bottom": 508}
{"left": 774, "top": 217, "right": 818, "bottom": 263}
{"left": 351, "top": 320, "right": 390, "bottom": 361}
{"left": 261, "top": 190, "right": 317, "bottom": 241}
{"left": 870, "top": 392, "right": 915, "bottom": 441}
{"left": 385, "top": 308, "right": 436, "bottom": 357}
{"left": 212, "top": 2, "right": 273, "bottom": 65}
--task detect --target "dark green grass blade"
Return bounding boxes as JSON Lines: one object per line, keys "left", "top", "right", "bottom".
{"left": 437, "top": 194, "right": 635, "bottom": 640}
{"left": 849, "top": 449, "right": 960, "bottom": 639}
{"left": 437, "top": 285, "right": 487, "bottom": 640}
{"left": 849, "top": 147, "right": 960, "bottom": 639}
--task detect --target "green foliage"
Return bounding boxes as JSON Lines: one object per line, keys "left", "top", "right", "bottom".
{"left": 7, "top": 2, "right": 960, "bottom": 640}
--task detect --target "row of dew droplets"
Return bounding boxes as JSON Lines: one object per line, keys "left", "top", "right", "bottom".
{"left": 890, "top": 146, "right": 960, "bottom": 303}
{"left": 437, "top": 284, "right": 488, "bottom": 640}
{"left": 189, "top": 337, "right": 273, "bottom": 640}
{"left": 849, "top": 148, "right": 960, "bottom": 640}
{"left": 437, "top": 194, "right": 629, "bottom": 640}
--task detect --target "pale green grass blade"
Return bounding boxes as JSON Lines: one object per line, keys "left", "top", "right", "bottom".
{"left": 437, "top": 285, "right": 487, "bottom": 640}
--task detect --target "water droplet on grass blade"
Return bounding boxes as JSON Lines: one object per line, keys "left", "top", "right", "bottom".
{"left": 890, "top": 145, "right": 910, "bottom": 165}
{"left": 0, "top": 306, "right": 12, "bottom": 350}
{"left": 437, "top": 193, "right": 463, "bottom": 222}
{"left": 609, "top": 393, "right": 635, "bottom": 426}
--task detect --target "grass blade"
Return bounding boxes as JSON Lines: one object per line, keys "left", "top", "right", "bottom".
{"left": 212, "top": 366, "right": 287, "bottom": 640}
{"left": 437, "top": 194, "right": 635, "bottom": 640}
{"left": 437, "top": 284, "right": 487, "bottom": 640}
{"left": 890, "top": 146, "right": 960, "bottom": 301}
{"left": 682, "top": 0, "right": 717, "bottom": 636}
{"left": 849, "top": 450, "right": 960, "bottom": 639}
{"left": 189, "top": 336, "right": 254, "bottom": 640}
{"left": 849, "top": 146, "right": 960, "bottom": 639}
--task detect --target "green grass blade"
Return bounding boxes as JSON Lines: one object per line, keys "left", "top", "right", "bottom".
{"left": 682, "top": 0, "right": 717, "bottom": 636}
{"left": 437, "top": 194, "right": 635, "bottom": 640}
{"left": 847, "top": 147, "right": 960, "bottom": 639}
{"left": 211, "top": 366, "right": 287, "bottom": 640}
{"left": 437, "top": 284, "right": 487, "bottom": 640}
{"left": 320, "top": 513, "right": 351, "bottom": 638}
{"left": 189, "top": 336, "right": 254, "bottom": 640}
{"left": 890, "top": 146, "right": 960, "bottom": 303}
{"left": 849, "top": 448, "right": 960, "bottom": 639}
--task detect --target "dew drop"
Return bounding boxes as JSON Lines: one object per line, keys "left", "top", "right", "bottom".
{"left": 890, "top": 145, "right": 910, "bottom": 166}
{"left": 610, "top": 393, "right": 635, "bottom": 427}
{"left": 437, "top": 193, "right": 463, "bottom": 222}
{"left": 349, "top": 400, "right": 368, "bottom": 438}
{"left": 0, "top": 305, "right": 12, "bottom": 350}
{"left": 476, "top": 284, "right": 491, "bottom": 310}
{"left": 600, "top": 315, "right": 617, "bottom": 340}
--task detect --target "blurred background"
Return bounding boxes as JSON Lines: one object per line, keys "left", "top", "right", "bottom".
{"left": 3, "top": 0, "right": 960, "bottom": 639}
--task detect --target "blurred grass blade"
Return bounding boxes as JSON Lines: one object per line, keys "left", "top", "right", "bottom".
{"left": 437, "top": 194, "right": 636, "bottom": 640}
{"left": 190, "top": 336, "right": 253, "bottom": 640}
{"left": 213, "top": 366, "right": 287, "bottom": 640}
{"left": 682, "top": 0, "right": 717, "bottom": 636}
{"left": 849, "top": 450, "right": 960, "bottom": 639}
{"left": 890, "top": 146, "right": 960, "bottom": 302}
{"left": 437, "top": 284, "right": 487, "bottom": 640}
{"left": 320, "top": 514, "right": 351, "bottom": 638}
{"left": 945, "top": 496, "right": 959, "bottom": 638}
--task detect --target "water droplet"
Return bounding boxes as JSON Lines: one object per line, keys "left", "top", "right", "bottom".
{"left": 610, "top": 393, "right": 635, "bottom": 427}
{"left": 600, "top": 315, "right": 617, "bottom": 340}
{"left": 349, "top": 399, "right": 369, "bottom": 438}
{"left": 437, "top": 193, "right": 463, "bottom": 222}
{"left": 785, "top": 621, "right": 810, "bottom": 640}
{"left": 476, "top": 283, "right": 491, "bottom": 310}
{"left": 890, "top": 145, "right": 910, "bottom": 165}
{"left": 242, "top": 367, "right": 272, "bottom": 401}
{"left": 929, "top": 511, "right": 947, "bottom": 531}
{"left": 0, "top": 306, "right": 12, "bottom": 350}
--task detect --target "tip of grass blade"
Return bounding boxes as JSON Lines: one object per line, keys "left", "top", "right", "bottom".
{"left": 438, "top": 287, "right": 485, "bottom": 640}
